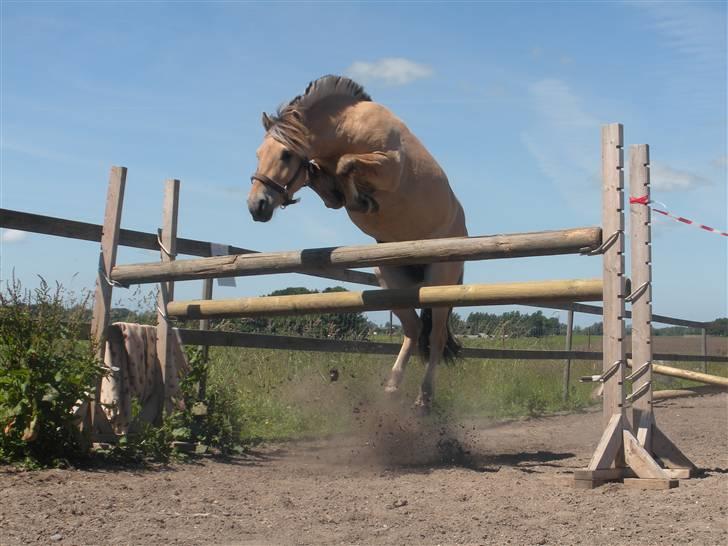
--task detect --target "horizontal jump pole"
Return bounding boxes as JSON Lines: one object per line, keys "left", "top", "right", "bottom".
{"left": 111, "top": 227, "right": 602, "bottom": 285}
{"left": 167, "top": 278, "right": 603, "bottom": 320}
{"left": 651, "top": 363, "right": 728, "bottom": 388}
{"left": 0, "top": 207, "right": 376, "bottom": 287}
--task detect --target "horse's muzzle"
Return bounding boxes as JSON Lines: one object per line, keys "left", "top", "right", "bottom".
{"left": 248, "top": 195, "right": 274, "bottom": 222}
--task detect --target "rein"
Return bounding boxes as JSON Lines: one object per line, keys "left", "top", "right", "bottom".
{"left": 251, "top": 157, "right": 319, "bottom": 208}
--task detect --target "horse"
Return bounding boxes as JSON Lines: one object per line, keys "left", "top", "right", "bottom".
{"left": 247, "top": 75, "right": 467, "bottom": 414}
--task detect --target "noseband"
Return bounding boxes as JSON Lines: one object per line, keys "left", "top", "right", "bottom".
{"left": 251, "top": 157, "right": 319, "bottom": 208}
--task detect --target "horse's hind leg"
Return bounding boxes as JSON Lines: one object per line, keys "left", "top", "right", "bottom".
{"left": 375, "top": 266, "right": 422, "bottom": 394}
{"left": 414, "top": 262, "right": 464, "bottom": 415}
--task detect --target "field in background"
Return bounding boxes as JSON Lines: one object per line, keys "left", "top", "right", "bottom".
{"left": 204, "top": 333, "right": 727, "bottom": 443}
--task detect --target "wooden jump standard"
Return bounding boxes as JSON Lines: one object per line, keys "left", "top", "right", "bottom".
{"left": 572, "top": 128, "right": 695, "bottom": 490}
{"left": 166, "top": 279, "right": 603, "bottom": 320}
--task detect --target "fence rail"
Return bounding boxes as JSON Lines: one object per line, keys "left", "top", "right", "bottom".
{"left": 176, "top": 328, "right": 728, "bottom": 363}
{"left": 0, "top": 208, "right": 376, "bottom": 287}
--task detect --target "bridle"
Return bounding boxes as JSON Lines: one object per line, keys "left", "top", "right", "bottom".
{"left": 250, "top": 156, "right": 319, "bottom": 208}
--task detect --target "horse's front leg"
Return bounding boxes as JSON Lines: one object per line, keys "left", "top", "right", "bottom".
{"left": 335, "top": 150, "right": 401, "bottom": 213}
{"left": 384, "top": 308, "right": 421, "bottom": 393}
{"left": 375, "top": 266, "right": 422, "bottom": 395}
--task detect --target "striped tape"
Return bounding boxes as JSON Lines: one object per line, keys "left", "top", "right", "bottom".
{"left": 630, "top": 196, "right": 728, "bottom": 237}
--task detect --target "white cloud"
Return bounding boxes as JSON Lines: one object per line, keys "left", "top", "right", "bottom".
{"left": 527, "top": 79, "right": 599, "bottom": 129}
{"left": 1, "top": 229, "right": 28, "bottom": 243}
{"left": 345, "top": 58, "right": 433, "bottom": 86}
{"left": 629, "top": 1, "right": 725, "bottom": 70}
{"left": 628, "top": 1, "right": 726, "bottom": 109}
{"left": 520, "top": 78, "right": 601, "bottom": 215}
{"left": 650, "top": 162, "right": 710, "bottom": 192}
{"left": 712, "top": 155, "right": 727, "bottom": 169}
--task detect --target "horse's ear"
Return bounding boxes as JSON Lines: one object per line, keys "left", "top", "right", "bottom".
{"left": 262, "top": 112, "right": 274, "bottom": 131}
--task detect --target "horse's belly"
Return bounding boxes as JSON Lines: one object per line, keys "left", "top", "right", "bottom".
{"left": 347, "top": 199, "right": 465, "bottom": 243}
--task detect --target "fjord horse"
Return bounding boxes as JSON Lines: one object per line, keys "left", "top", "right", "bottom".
{"left": 247, "top": 75, "right": 467, "bottom": 413}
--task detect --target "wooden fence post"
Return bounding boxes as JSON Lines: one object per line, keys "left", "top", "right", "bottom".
{"left": 562, "top": 310, "right": 574, "bottom": 401}
{"left": 156, "top": 179, "right": 180, "bottom": 415}
{"left": 198, "top": 278, "right": 214, "bottom": 400}
{"left": 701, "top": 328, "right": 708, "bottom": 373}
{"left": 89, "top": 166, "right": 127, "bottom": 435}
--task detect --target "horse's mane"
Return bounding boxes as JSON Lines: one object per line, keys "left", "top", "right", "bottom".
{"left": 265, "top": 75, "right": 371, "bottom": 157}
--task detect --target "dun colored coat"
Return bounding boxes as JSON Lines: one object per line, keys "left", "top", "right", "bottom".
{"left": 247, "top": 75, "right": 467, "bottom": 413}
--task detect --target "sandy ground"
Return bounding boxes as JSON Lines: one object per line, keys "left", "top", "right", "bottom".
{"left": 1, "top": 393, "right": 726, "bottom": 546}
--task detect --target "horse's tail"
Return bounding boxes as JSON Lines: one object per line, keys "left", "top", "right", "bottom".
{"left": 418, "top": 273, "right": 463, "bottom": 364}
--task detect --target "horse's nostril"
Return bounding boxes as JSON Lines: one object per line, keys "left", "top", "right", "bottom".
{"left": 257, "top": 199, "right": 266, "bottom": 214}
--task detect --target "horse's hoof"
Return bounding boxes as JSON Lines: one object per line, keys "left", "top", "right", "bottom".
{"left": 413, "top": 398, "right": 431, "bottom": 417}
{"left": 384, "top": 383, "right": 399, "bottom": 395}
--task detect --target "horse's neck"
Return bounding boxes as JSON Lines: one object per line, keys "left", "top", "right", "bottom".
{"left": 305, "top": 99, "right": 358, "bottom": 158}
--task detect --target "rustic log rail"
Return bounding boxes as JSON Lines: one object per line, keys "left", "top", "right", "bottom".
{"left": 166, "top": 278, "right": 603, "bottom": 320}
{"left": 110, "top": 227, "right": 603, "bottom": 285}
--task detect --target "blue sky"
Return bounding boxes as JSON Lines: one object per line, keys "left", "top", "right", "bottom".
{"left": 1, "top": 1, "right": 726, "bottom": 327}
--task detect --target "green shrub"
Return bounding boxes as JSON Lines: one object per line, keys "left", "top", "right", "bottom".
{"left": 0, "top": 278, "right": 101, "bottom": 467}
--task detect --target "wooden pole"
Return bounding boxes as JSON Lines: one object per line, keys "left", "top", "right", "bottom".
{"left": 89, "top": 166, "right": 127, "bottom": 435}
{"left": 701, "top": 328, "right": 708, "bottom": 373}
{"left": 156, "top": 179, "right": 180, "bottom": 415}
{"left": 562, "top": 309, "right": 574, "bottom": 402}
{"left": 629, "top": 144, "right": 653, "bottom": 440}
{"left": 166, "top": 278, "right": 603, "bottom": 320}
{"left": 198, "top": 278, "right": 213, "bottom": 400}
{"left": 601, "top": 123, "right": 626, "bottom": 429}
{"left": 110, "top": 227, "right": 603, "bottom": 285}
{"left": 651, "top": 363, "right": 728, "bottom": 388}
{"left": 581, "top": 123, "right": 630, "bottom": 484}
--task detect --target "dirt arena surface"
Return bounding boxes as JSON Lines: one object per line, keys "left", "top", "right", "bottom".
{"left": 1, "top": 393, "right": 726, "bottom": 546}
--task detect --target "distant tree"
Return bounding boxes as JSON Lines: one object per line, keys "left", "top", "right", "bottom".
{"left": 449, "top": 312, "right": 467, "bottom": 335}
{"left": 706, "top": 318, "right": 727, "bottom": 336}
{"left": 222, "top": 286, "right": 370, "bottom": 340}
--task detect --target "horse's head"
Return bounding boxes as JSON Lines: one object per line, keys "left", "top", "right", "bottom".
{"left": 247, "top": 113, "right": 311, "bottom": 222}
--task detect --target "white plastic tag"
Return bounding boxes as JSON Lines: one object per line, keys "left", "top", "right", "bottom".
{"left": 210, "top": 243, "right": 236, "bottom": 287}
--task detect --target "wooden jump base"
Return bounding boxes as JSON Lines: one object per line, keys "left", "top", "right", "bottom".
{"left": 166, "top": 278, "right": 603, "bottom": 320}
{"left": 77, "top": 121, "right": 709, "bottom": 490}
{"left": 110, "top": 227, "right": 602, "bottom": 285}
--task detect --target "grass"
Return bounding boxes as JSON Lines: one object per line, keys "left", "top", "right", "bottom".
{"left": 202, "top": 332, "right": 727, "bottom": 444}
{"left": 204, "top": 335, "right": 600, "bottom": 443}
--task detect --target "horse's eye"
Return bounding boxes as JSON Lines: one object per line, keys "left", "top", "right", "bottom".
{"left": 281, "top": 150, "right": 292, "bottom": 162}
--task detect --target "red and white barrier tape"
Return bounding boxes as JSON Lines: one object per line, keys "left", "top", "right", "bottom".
{"left": 630, "top": 195, "right": 728, "bottom": 237}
